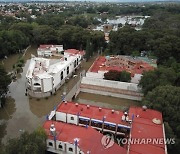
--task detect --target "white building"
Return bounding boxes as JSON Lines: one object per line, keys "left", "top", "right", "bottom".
{"left": 37, "top": 44, "right": 64, "bottom": 57}
{"left": 26, "top": 50, "right": 84, "bottom": 97}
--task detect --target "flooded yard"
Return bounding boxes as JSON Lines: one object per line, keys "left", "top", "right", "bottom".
{"left": 0, "top": 46, "right": 140, "bottom": 147}
{"left": 75, "top": 92, "right": 140, "bottom": 111}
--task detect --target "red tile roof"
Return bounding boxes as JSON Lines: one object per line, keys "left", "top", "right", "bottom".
{"left": 65, "top": 49, "right": 85, "bottom": 56}
{"left": 43, "top": 120, "right": 127, "bottom": 154}
{"left": 89, "top": 56, "right": 154, "bottom": 76}
{"left": 128, "top": 107, "right": 166, "bottom": 154}
{"left": 56, "top": 101, "right": 130, "bottom": 126}
{"left": 38, "top": 44, "right": 63, "bottom": 50}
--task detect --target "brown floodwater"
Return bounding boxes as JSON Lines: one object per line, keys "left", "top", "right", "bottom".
{"left": 0, "top": 47, "right": 96, "bottom": 145}
{"left": 0, "top": 47, "right": 140, "bottom": 146}
{"left": 75, "top": 92, "right": 140, "bottom": 111}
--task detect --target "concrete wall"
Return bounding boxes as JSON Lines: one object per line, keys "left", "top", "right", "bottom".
{"left": 56, "top": 140, "right": 66, "bottom": 152}
{"left": 56, "top": 111, "right": 66, "bottom": 122}
{"left": 80, "top": 77, "right": 142, "bottom": 101}
{"left": 67, "top": 114, "right": 78, "bottom": 125}
{"left": 86, "top": 71, "right": 104, "bottom": 79}
{"left": 43, "top": 78, "right": 52, "bottom": 92}
{"left": 81, "top": 77, "right": 140, "bottom": 91}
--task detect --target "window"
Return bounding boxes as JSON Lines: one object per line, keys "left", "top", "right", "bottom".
{"left": 59, "top": 144, "right": 63, "bottom": 149}
{"left": 76, "top": 58, "right": 78, "bottom": 65}
{"left": 69, "top": 147, "right": 73, "bottom": 152}
{"left": 34, "top": 83, "right": 40, "bottom": 86}
{"left": 49, "top": 142, "right": 53, "bottom": 147}
{"left": 74, "top": 60, "right": 76, "bottom": 68}
{"left": 65, "top": 57, "right": 67, "bottom": 61}
{"left": 61, "top": 71, "right": 63, "bottom": 80}
{"left": 67, "top": 66, "right": 69, "bottom": 75}
{"left": 71, "top": 117, "right": 74, "bottom": 120}
{"left": 104, "top": 123, "right": 116, "bottom": 131}
{"left": 79, "top": 118, "right": 90, "bottom": 125}
{"left": 91, "top": 120, "right": 102, "bottom": 128}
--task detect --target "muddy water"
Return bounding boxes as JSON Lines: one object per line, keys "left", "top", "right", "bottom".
{"left": 75, "top": 92, "right": 140, "bottom": 110}
{"left": 0, "top": 47, "right": 139, "bottom": 146}
{"left": 0, "top": 47, "right": 95, "bottom": 145}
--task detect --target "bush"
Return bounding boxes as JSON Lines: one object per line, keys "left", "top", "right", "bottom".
{"left": 104, "top": 70, "right": 131, "bottom": 82}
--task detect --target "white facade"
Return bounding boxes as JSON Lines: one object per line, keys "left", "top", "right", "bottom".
{"left": 56, "top": 112, "right": 66, "bottom": 122}
{"left": 47, "top": 139, "right": 82, "bottom": 154}
{"left": 26, "top": 53, "right": 82, "bottom": 97}
{"left": 54, "top": 104, "right": 131, "bottom": 135}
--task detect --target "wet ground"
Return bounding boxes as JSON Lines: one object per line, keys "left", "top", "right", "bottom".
{"left": 75, "top": 92, "right": 140, "bottom": 111}
{"left": 0, "top": 47, "right": 140, "bottom": 147}
{"left": 0, "top": 46, "right": 95, "bottom": 145}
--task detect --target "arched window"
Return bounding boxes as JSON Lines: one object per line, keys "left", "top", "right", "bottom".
{"left": 67, "top": 66, "right": 69, "bottom": 75}
{"left": 69, "top": 147, "right": 73, "bottom": 152}
{"left": 61, "top": 71, "right": 63, "bottom": 80}
{"left": 76, "top": 58, "right": 78, "bottom": 65}
{"left": 74, "top": 60, "right": 76, "bottom": 68}
{"left": 59, "top": 144, "right": 63, "bottom": 149}
{"left": 49, "top": 142, "right": 53, "bottom": 147}
{"left": 34, "top": 83, "right": 40, "bottom": 86}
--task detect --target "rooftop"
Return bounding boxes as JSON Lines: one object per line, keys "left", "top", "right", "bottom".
{"left": 128, "top": 107, "right": 166, "bottom": 154}
{"left": 26, "top": 54, "right": 78, "bottom": 79}
{"left": 89, "top": 56, "right": 155, "bottom": 76}
{"left": 43, "top": 120, "right": 127, "bottom": 154}
{"left": 38, "top": 44, "right": 63, "bottom": 50}
{"left": 56, "top": 101, "right": 130, "bottom": 126}
{"left": 65, "top": 49, "right": 85, "bottom": 56}
{"left": 44, "top": 101, "right": 166, "bottom": 154}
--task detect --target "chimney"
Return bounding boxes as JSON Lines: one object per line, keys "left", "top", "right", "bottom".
{"left": 99, "top": 107, "right": 102, "bottom": 111}
{"left": 112, "top": 110, "right": 115, "bottom": 114}
{"left": 64, "top": 101, "right": 67, "bottom": 105}
{"left": 75, "top": 103, "right": 78, "bottom": 107}
{"left": 87, "top": 105, "right": 90, "bottom": 109}
{"left": 50, "top": 124, "right": 56, "bottom": 137}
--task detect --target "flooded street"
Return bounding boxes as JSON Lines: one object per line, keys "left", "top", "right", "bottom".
{"left": 0, "top": 46, "right": 95, "bottom": 145}
{"left": 0, "top": 47, "right": 140, "bottom": 146}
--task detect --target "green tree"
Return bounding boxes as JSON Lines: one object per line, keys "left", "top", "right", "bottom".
{"left": 85, "top": 39, "right": 92, "bottom": 61}
{"left": 4, "top": 128, "right": 47, "bottom": 154}
{"left": 143, "top": 85, "right": 180, "bottom": 154}
{"left": 0, "top": 65, "right": 11, "bottom": 97}
{"left": 104, "top": 70, "right": 131, "bottom": 82}
{"left": 119, "top": 71, "right": 131, "bottom": 82}
{"left": 139, "top": 67, "right": 177, "bottom": 95}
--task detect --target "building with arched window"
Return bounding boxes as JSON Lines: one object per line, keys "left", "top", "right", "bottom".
{"left": 26, "top": 49, "right": 84, "bottom": 98}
